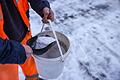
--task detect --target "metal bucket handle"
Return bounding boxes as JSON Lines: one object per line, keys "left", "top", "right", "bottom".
{"left": 41, "top": 21, "right": 64, "bottom": 62}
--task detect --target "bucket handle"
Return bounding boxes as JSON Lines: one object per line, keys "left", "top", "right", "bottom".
{"left": 40, "top": 21, "right": 64, "bottom": 62}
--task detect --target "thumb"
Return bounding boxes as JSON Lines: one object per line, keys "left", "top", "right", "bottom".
{"left": 22, "top": 45, "right": 33, "bottom": 57}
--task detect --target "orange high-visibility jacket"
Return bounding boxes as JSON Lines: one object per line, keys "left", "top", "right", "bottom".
{"left": 0, "top": 0, "right": 50, "bottom": 80}
{"left": 0, "top": 0, "right": 30, "bottom": 40}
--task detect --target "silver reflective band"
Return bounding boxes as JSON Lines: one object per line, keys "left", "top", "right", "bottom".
{"left": 16, "top": 0, "right": 19, "bottom": 3}
{"left": 26, "top": 74, "right": 39, "bottom": 79}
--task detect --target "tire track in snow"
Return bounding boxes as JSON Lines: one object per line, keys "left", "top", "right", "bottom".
{"left": 87, "top": 31, "right": 120, "bottom": 63}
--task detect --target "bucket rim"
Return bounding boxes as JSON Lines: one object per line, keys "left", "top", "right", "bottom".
{"left": 32, "top": 31, "right": 71, "bottom": 62}
{"left": 32, "top": 48, "right": 70, "bottom": 62}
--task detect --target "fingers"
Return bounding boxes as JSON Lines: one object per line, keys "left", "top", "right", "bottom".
{"left": 43, "top": 7, "right": 50, "bottom": 23}
{"left": 42, "top": 7, "right": 54, "bottom": 23}
{"left": 22, "top": 45, "right": 33, "bottom": 57}
{"left": 48, "top": 9, "right": 54, "bottom": 21}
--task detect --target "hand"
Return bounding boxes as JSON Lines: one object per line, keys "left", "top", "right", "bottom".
{"left": 42, "top": 7, "right": 54, "bottom": 23}
{"left": 22, "top": 45, "right": 33, "bottom": 58}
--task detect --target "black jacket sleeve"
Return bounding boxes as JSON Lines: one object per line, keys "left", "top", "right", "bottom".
{"left": 28, "top": 0, "right": 50, "bottom": 17}
{"left": 0, "top": 38, "right": 27, "bottom": 64}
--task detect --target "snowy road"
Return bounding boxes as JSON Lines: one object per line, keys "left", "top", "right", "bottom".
{"left": 20, "top": 0, "right": 120, "bottom": 80}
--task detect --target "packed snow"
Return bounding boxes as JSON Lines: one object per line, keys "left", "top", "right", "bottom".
{"left": 19, "top": 0, "right": 120, "bottom": 80}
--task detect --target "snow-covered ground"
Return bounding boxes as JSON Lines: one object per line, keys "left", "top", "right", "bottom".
{"left": 19, "top": 0, "right": 120, "bottom": 80}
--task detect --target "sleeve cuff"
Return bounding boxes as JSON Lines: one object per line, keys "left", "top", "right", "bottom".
{"left": 30, "top": 0, "right": 50, "bottom": 17}
{"left": 10, "top": 40, "right": 27, "bottom": 64}
{"left": 17, "top": 43, "right": 27, "bottom": 64}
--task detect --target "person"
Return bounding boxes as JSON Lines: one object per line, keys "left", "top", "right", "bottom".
{"left": 0, "top": 0, "right": 54, "bottom": 80}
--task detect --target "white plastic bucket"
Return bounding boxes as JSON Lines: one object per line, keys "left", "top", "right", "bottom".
{"left": 32, "top": 31, "right": 70, "bottom": 79}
